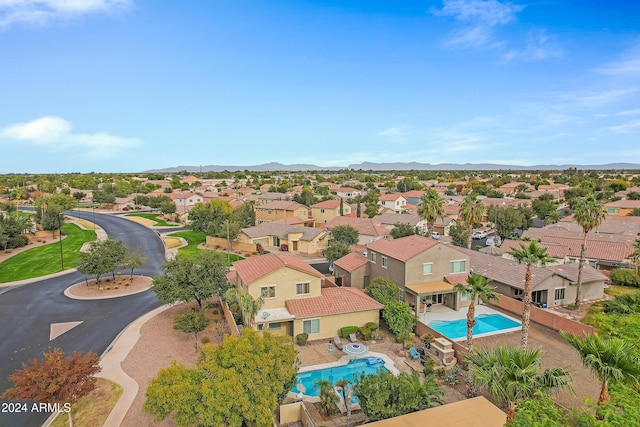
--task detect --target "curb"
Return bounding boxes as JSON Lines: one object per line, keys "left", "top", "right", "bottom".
{"left": 96, "top": 304, "right": 173, "bottom": 427}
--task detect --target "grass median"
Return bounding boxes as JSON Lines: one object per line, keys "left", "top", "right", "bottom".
{"left": 0, "top": 223, "right": 96, "bottom": 283}
{"left": 125, "top": 213, "right": 178, "bottom": 226}
{"left": 167, "top": 230, "right": 243, "bottom": 265}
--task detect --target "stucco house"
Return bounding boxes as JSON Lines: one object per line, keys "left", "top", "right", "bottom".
{"left": 255, "top": 201, "right": 312, "bottom": 226}
{"left": 465, "top": 249, "right": 606, "bottom": 307}
{"left": 326, "top": 216, "right": 389, "bottom": 245}
{"left": 311, "top": 199, "right": 351, "bottom": 226}
{"left": 237, "top": 221, "right": 329, "bottom": 254}
{"left": 378, "top": 194, "right": 408, "bottom": 213}
{"left": 227, "top": 253, "right": 383, "bottom": 341}
{"left": 333, "top": 235, "right": 474, "bottom": 314}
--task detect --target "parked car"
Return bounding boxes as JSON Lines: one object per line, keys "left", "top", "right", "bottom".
{"left": 485, "top": 237, "right": 495, "bottom": 247}
{"left": 431, "top": 231, "right": 440, "bottom": 240}
{"left": 472, "top": 231, "right": 487, "bottom": 239}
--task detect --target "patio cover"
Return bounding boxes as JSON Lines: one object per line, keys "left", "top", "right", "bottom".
{"left": 406, "top": 281, "right": 454, "bottom": 295}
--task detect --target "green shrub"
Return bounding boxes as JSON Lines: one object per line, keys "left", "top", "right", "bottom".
{"left": 296, "top": 333, "right": 309, "bottom": 346}
{"left": 371, "top": 329, "right": 384, "bottom": 340}
{"left": 340, "top": 326, "right": 358, "bottom": 339}
{"left": 365, "top": 322, "right": 379, "bottom": 331}
{"left": 610, "top": 268, "right": 640, "bottom": 287}
{"left": 212, "top": 309, "right": 219, "bottom": 315}
{"left": 358, "top": 326, "right": 372, "bottom": 341}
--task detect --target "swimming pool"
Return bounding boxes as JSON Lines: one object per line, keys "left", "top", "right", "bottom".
{"left": 428, "top": 313, "right": 521, "bottom": 340}
{"left": 292, "top": 358, "right": 387, "bottom": 397}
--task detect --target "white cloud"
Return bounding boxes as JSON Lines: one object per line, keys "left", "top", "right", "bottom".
{"left": 608, "top": 120, "right": 640, "bottom": 134}
{"left": 0, "top": 116, "right": 140, "bottom": 158}
{"left": 0, "top": 0, "right": 130, "bottom": 28}
{"left": 500, "top": 29, "right": 563, "bottom": 62}
{"left": 433, "top": 0, "right": 523, "bottom": 49}
{"left": 376, "top": 125, "right": 413, "bottom": 144}
{"left": 595, "top": 42, "right": 640, "bottom": 77}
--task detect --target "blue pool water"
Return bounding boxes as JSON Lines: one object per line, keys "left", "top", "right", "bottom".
{"left": 292, "top": 358, "right": 387, "bottom": 397}
{"left": 428, "top": 314, "right": 521, "bottom": 340}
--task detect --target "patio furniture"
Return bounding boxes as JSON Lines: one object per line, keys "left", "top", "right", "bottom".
{"left": 349, "top": 333, "right": 358, "bottom": 343}
{"left": 409, "top": 347, "right": 420, "bottom": 360}
{"left": 334, "top": 336, "right": 344, "bottom": 350}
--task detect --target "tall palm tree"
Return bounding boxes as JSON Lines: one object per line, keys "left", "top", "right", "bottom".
{"left": 467, "top": 345, "right": 572, "bottom": 422}
{"left": 453, "top": 274, "right": 498, "bottom": 355}
{"left": 562, "top": 333, "right": 640, "bottom": 409}
{"left": 508, "top": 241, "right": 554, "bottom": 349}
{"left": 630, "top": 238, "right": 640, "bottom": 275}
{"left": 572, "top": 194, "right": 606, "bottom": 309}
{"left": 417, "top": 189, "right": 445, "bottom": 239}
{"left": 224, "top": 288, "right": 264, "bottom": 328}
{"left": 459, "top": 194, "right": 485, "bottom": 249}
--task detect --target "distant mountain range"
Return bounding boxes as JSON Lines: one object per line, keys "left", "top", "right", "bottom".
{"left": 144, "top": 161, "right": 640, "bottom": 173}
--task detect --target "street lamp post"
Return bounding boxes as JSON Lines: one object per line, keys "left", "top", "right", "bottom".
{"left": 57, "top": 212, "right": 64, "bottom": 271}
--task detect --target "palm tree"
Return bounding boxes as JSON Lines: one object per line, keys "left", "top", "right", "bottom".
{"left": 630, "top": 238, "right": 640, "bottom": 275}
{"left": 224, "top": 288, "right": 264, "bottom": 328}
{"left": 562, "top": 333, "right": 640, "bottom": 409}
{"left": 572, "top": 194, "right": 606, "bottom": 309}
{"left": 453, "top": 274, "right": 498, "bottom": 355}
{"left": 459, "top": 194, "right": 485, "bottom": 249}
{"left": 467, "top": 345, "right": 572, "bottom": 422}
{"left": 508, "top": 241, "right": 554, "bottom": 349}
{"left": 417, "top": 189, "right": 445, "bottom": 239}
{"left": 314, "top": 378, "right": 339, "bottom": 416}
{"left": 398, "top": 370, "right": 443, "bottom": 411}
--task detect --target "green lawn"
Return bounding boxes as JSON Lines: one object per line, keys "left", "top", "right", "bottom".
{"left": 0, "top": 223, "right": 96, "bottom": 283}
{"left": 168, "top": 231, "right": 244, "bottom": 266}
{"left": 125, "top": 213, "right": 178, "bottom": 226}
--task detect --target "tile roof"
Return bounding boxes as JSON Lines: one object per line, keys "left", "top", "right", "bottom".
{"left": 464, "top": 249, "right": 554, "bottom": 290}
{"left": 536, "top": 236, "right": 629, "bottom": 262}
{"left": 233, "top": 252, "right": 324, "bottom": 284}
{"left": 326, "top": 216, "right": 388, "bottom": 237}
{"left": 444, "top": 274, "right": 469, "bottom": 286}
{"left": 334, "top": 252, "right": 369, "bottom": 272}
{"left": 379, "top": 193, "right": 406, "bottom": 201}
{"left": 241, "top": 223, "right": 327, "bottom": 241}
{"left": 367, "top": 235, "right": 445, "bottom": 262}
{"left": 374, "top": 213, "right": 423, "bottom": 227}
{"left": 605, "top": 200, "right": 640, "bottom": 208}
{"left": 256, "top": 201, "right": 307, "bottom": 210}
{"left": 547, "top": 263, "right": 608, "bottom": 283}
{"left": 312, "top": 199, "right": 341, "bottom": 209}
{"left": 500, "top": 239, "right": 570, "bottom": 259}
{"left": 285, "top": 287, "right": 383, "bottom": 318}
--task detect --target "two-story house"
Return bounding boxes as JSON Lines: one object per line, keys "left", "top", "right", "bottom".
{"left": 255, "top": 201, "right": 313, "bottom": 226}
{"left": 228, "top": 253, "right": 383, "bottom": 340}
{"left": 333, "top": 235, "right": 473, "bottom": 313}
{"left": 311, "top": 199, "right": 351, "bottom": 226}
{"left": 378, "top": 194, "right": 408, "bottom": 213}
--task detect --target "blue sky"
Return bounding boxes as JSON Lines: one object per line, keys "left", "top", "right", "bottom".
{"left": 0, "top": 0, "right": 639, "bottom": 173}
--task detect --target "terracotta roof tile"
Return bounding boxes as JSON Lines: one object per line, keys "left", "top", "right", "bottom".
{"left": 233, "top": 253, "right": 323, "bottom": 284}
{"left": 334, "top": 252, "right": 369, "bottom": 272}
{"left": 367, "top": 235, "right": 451, "bottom": 262}
{"left": 312, "top": 200, "right": 341, "bottom": 209}
{"left": 285, "top": 287, "right": 383, "bottom": 318}
{"left": 326, "top": 217, "right": 388, "bottom": 237}
{"left": 256, "top": 201, "right": 307, "bottom": 210}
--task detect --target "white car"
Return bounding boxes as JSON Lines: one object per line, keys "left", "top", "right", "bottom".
{"left": 472, "top": 231, "right": 487, "bottom": 239}
{"left": 431, "top": 231, "right": 440, "bottom": 240}
{"left": 485, "top": 237, "right": 495, "bottom": 247}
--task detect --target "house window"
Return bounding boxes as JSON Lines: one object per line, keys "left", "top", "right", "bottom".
{"left": 589, "top": 261, "right": 597, "bottom": 268}
{"left": 514, "top": 288, "right": 523, "bottom": 297}
{"left": 554, "top": 288, "right": 566, "bottom": 300}
{"left": 568, "top": 258, "right": 577, "bottom": 264}
{"left": 450, "top": 260, "right": 466, "bottom": 274}
{"left": 269, "top": 322, "right": 282, "bottom": 330}
{"left": 268, "top": 209, "right": 272, "bottom": 215}
{"left": 460, "top": 290, "right": 472, "bottom": 301}
{"left": 371, "top": 252, "right": 377, "bottom": 263}
{"left": 296, "top": 282, "right": 310, "bottom": 295}
{"left": 320, "top": 208, "right": 325, "bottom": 213}
{"left": 257, "top": 324, "right": 264, "bottom": 331}
{"left": 300, "top": 210, "right": 306, "bottom": 217}
{"left": 381, "top": 256, "right": 388, "bottom": 268}
{"left": 261, "top": 286, "right": 276, "bottom": 298}
{"left": 422, "top": 263, "right": 433, "bottom": 275}
{"left": 303, "top": 319, "right": 320, "bottom": 334}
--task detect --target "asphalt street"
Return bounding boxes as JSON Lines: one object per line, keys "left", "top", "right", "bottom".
{"left": 0, "top": 211, "right": 165, "bottom": 427}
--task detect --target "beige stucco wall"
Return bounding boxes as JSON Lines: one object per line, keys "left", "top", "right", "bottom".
{"left": 293, "top": 310, "right": 380, "bottom": 341}
{"left": 312, "top": 206, "right": 350, "bottom": 226}
{"left": 244, "top": 268, "right": 322, "bottom": 310}
{"left": 255, "top": 206, "right": 309, "bottom": 225}
{"left": 405, "top": 245, "right": 469, "bottom": 286}
{"left": 334, "top": 263, "right": 368, "bottom": 289}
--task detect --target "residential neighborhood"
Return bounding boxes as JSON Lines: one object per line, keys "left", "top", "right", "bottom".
{"left": 2, "top": 2, "right": 640, "bottom": 426}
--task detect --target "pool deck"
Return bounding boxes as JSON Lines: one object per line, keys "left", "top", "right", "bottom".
{"left": 418, "top": 304, "right": 522, "bottom": 342}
